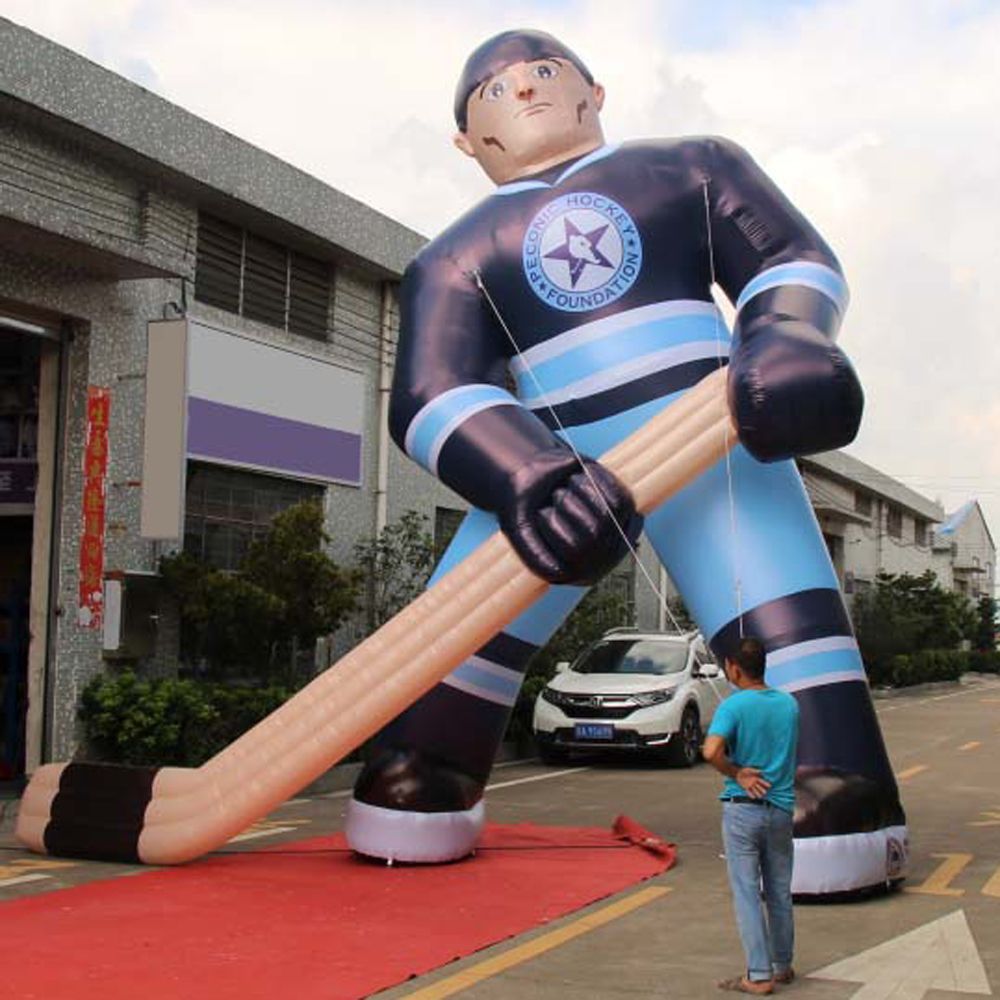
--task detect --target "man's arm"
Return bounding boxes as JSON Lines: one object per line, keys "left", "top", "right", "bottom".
{"left": 390, "top": 249, "right": 641, "bottom": 584}
{"left": 702, "top": 735, "right": 771, "bottom": 799}
{"left": 703, "top": 137, "right": 863, "bottom": 462}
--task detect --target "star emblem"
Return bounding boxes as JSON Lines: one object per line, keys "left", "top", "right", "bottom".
{"left": 543, "top": 217, "right": 614, "bottom": 288}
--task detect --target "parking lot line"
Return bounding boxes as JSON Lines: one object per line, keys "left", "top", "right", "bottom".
{"left": 486, "top": 767, "right": 590, "bottom": 792}
{"left": 958, "top": 741, "right": 982, "bottom": 752}
{"left": 905, "top": 853, "right": 972, "bottom": 897}
{"left": 896, "top": 764, "right": 929, "bottom": 782}
{"left": 400, "top": 886, "right": 671, "bottom": 999}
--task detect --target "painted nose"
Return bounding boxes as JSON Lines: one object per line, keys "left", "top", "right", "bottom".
{"left": 513, "top": 74, "right": 535, "bottom": 100}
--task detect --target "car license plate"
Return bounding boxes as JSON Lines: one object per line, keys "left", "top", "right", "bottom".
{"left": 574, "top": 723, "right": 614, "bottom": 741}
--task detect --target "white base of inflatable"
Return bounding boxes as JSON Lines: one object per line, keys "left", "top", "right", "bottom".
{"left": 345, "top": 797, "right": 486, "bottom": 862}
{"left": 792, "top": 824, "right": 909, "bottom": 896}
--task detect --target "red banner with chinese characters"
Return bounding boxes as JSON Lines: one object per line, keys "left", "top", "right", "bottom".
{"left": 78, "top": 386, "right": 110, "bottom": 628}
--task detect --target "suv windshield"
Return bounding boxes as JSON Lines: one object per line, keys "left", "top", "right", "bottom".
{"left": 571, "top": 639, "right": 689, "bottom": 676}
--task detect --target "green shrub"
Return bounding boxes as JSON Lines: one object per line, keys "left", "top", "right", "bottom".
{"left": 886, "top": 649, "right": 967, "bottom": 688}
{"left": 79, "top": 671, "right": 291, "bottom": 766}
{"left": 967, "top": 649, "right": 1000, "bottom": 674}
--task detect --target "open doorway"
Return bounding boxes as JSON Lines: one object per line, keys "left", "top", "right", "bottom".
{"left": 0, "top": 331, "right": 40, "bottom": 785}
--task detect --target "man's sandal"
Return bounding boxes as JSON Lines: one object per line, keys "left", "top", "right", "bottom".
{"left": 717, "top": 975, "right": 775, "bottom": 994}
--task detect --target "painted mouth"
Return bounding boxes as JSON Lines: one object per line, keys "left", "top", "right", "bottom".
{"left": 516, "top": 102, "right": 552, "bottom": 118}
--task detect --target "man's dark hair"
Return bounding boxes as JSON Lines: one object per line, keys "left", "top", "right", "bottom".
{"left": 454, "top": 29, "right": 594, "bottom": 131}
{"left": 731, "top": 636, "right": 767, "bottom": 681}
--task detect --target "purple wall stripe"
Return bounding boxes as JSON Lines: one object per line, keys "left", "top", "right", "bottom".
{"left": 187, "top": 397, "right": 362, "bottom": 485}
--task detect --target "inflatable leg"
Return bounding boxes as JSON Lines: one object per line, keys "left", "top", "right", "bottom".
{"left": 346, "top": 507, "right": 587, "bottom": 861}
{"left": 346, "top": 369, "right": 733, "bottom": 862}
{"left": 644, "top": 447, "right": 907, "bottom": 897}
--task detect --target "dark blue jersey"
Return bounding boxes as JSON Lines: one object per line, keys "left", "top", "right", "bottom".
{"left": 391, "top": 136, "right": 850, "bottom": 514}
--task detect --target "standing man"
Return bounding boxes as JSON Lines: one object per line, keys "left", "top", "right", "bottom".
{"left": 704, "top": 637, "right": 799, "bottom": 995}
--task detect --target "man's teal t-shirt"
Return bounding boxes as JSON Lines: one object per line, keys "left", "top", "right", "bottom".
{"left": 707, "top": 688, "right": 799, "bottom": 813}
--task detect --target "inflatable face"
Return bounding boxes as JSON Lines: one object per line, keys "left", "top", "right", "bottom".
{"left": 453, "top": 56, "right": 606, "bottom": 184}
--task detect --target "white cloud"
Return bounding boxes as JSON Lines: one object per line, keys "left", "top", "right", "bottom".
{"left": 2, "top": 0, "right": 998, "bottom": 553}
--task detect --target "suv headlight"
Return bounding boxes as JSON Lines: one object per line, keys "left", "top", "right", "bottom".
{"left": 541, "top": 687, "right": 565, "bottom": 706}
{"left": 631, "top": 690, "right": 674, "bottom": 707}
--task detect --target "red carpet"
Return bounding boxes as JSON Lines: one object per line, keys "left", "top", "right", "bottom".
{"left": 1, "top": 820, "right": 674, "bottom": 999}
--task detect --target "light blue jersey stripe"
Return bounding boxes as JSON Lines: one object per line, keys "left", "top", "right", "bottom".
{"left": 515, "top": 314, "right": 726, "bottom": 402}
{"left": 511, "top": 300, "right": 722, "bottom": 376}
{"left": 494, "top": 180, "right": 550, "bottom": 197}
{"left": 405, "top": 384, "right": 520, "bottom": 474}
{"left": 736, "top": 261, "right": 849, "bottom": 315}
{"left": 493, "top": 144, "right": 622, "bottom": 197}
{"left": 555, "top": 143, "right": 621, "bottom": 183}
{"left": 766, "top": 647, "right": 866, "bottom": 692}
{"left": 767, "top": 635, "right": 859, "bottom": 667}
{"left": 519, "top": 338, "right": 727, "bottom": 408}
{"left": 444, "top": 655, "right": 523, "bottom": 706}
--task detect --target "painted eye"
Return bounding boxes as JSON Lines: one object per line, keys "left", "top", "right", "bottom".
{"left": 533, "top": 63, "right": 559, "bottom": 80}
{"left": 485, "top": 78, "right": 508, "bottom": 101}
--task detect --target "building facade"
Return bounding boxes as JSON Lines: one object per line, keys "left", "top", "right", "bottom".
{"left": 0, "top": 19, "right": 476, "bottom": 778}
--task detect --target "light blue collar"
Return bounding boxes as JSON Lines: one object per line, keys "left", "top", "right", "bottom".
{"left": 493, "top": 143, "right": 622, "bottom": 196}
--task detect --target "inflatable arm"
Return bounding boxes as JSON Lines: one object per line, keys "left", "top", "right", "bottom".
{"left": 703, "top": 138, "right": 863, "bottom": 461}
{"left": 391, "top": 252, "right": 641, "bottom": 584}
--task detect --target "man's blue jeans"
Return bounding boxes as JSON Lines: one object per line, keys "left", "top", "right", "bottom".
{"left": 721, "top": 801, "right": 795, "bottom": 982}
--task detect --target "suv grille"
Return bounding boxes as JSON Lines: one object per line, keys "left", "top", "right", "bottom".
{"left": 552, "top": 694, "right": 638, "bottom": 720}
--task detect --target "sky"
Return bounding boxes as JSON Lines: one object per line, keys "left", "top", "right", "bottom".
{"left": 2, "top": 0, "right": 999, "bottom": 569}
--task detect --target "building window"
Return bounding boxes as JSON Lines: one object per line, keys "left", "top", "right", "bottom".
{"left": 194, "top": 212, "right": 332, "bottom": 341}
{"left": 434, "top": 506, "right": 465, "bottom": 561}
{"left": 914, "top": 520, "right": 927, "bottom": 547}
{"left": 854, "top": 491, "right": 872, "bottom": 517}
{"left": 886, "top": 506, "right": 902, "bottom": 539}
{"left": 184, "top": 462, "right": 323, "bottom": 571}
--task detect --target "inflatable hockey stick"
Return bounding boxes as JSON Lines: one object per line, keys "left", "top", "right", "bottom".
{"left": 17, "top": 367, "right": 735, "bottom": 864}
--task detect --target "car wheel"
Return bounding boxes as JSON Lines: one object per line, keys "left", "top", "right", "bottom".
{"left": 669, "top": 705, "right": 702, "bottom": 767}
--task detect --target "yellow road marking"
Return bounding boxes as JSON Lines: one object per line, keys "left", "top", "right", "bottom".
{"left": 401, "top": 886, "right": 671, "bottom": 999}
{"left": 906, "top": 853, "right": 973, "bottom": 897}
{"left": 0, "top": 873, "right": 52, "bottom": 889}
{"left": 896, "top": 765, "right": 929, "bottom": 782}
{"left": 969, "top": 809, "right": 1000, "bottom": 828}
{"left": 958, "top": 741, "right": 982, "bottom": 751}
{"left": 982, "top": 866, "right": 1000, "bottom": 898}
{"left": 0, "top": 858, "right": 76, "bottom": 881}
{"left": 980, "top": 698, "right": 1000, "bottom": 703}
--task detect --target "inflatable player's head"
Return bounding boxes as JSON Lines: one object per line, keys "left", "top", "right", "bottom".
{"left": 453, "top": 29, "right": 605, "bottom": 184}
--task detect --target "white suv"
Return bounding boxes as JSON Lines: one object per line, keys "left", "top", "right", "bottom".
{"left": 532, "top": 629, "right": 729, "bottom": 766}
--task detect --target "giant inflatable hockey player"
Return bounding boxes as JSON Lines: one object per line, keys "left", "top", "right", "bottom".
{"left": 346, "top": 30, "right": 908, "bottom": 897}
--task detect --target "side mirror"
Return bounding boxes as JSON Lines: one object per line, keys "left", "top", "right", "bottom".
{"left": 555, "top": 661, "right": 570, "bottom": 674}
{"left": 696, "top": 662, "right": 720, "bottom": 679}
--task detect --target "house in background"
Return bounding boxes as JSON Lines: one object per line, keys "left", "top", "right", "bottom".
{"left": 933, "top": 500, "right": 996, "bottom": 600}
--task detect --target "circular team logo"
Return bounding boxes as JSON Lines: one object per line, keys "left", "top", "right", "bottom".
{"left": 522, "top": 192, "right": 643, "bottom": 312}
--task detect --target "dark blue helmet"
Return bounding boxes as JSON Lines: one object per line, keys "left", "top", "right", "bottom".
{"left": 454, "top": 29, "right": 594, "bottom": 131}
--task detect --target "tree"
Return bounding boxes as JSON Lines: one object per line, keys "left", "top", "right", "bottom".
{"left": 852, "top": 571, "right": 977, "bottom": 683}
{"left": 161, "top": 500, "right": 360, "bottom": 683}
{"left": 974, "top": 595, "right": 998, "bottom": 651}
{"left": 351, "top": 510, "right": 436, "bottom": 632}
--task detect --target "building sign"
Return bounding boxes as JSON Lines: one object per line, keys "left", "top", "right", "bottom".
{"left": 185, "top": 322, "right": 364, "bottom": 486}
{"left": 0, "top": 460, "right": 36, "bottom": 505}
{"left": 78, "top": 386, "right": 110, "bottom": 629}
